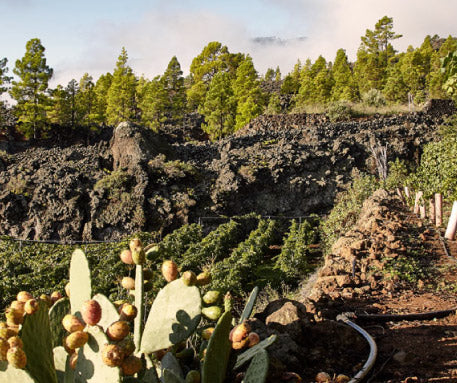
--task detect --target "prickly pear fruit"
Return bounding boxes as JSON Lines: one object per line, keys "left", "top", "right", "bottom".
{"left": 7, "top": 347, "right": 27, "bottom": 369}
{"left": 201, "top": 327, "right": 214, "bottom": 340}
{"left": 65, "top": 330, "right": 89, "bottom": 349}
{"left": 117, "top": 337, "right": 135, "bottom": 357}
{"left": 63, "top": 336, "right": 75, "bottom": 354}
{"left": 202, "top": 290, "right": 221, "bottom": 305}
{"left": 196, "top": 271, "right": 211, "bottom": 286}
{"left": 161, "top": 260, "right": 178, "bottom": 282}
{"left": 129, "top": 238, "right": 143, "bottom": 251}
{"left": 65, "top": 282, "right": 71, "bottom": 297}
{"left": 247, "top": 332, "right": 260, "bottom": 347}
{"left": 0, "top": 338, "right": 9, "bottom": 360}
{"left": 121, "top": 355, "right": 142, "bottom": 376}
{"left": 231, "top": 337, "right": 249, "bottom": 350}
{"left": 106, "top": 321, "right": 130, "bottom": 341}
{"left": 131, "top": 246, "right": 146, "bottom": 265}
{"left": 6, "top": 308, "right": 23, "bottom": 326}
{"left": 39, "top": 294, "right": 53, "bottom": 307}
{"left": 16, "top": 291, "right": 33, "bottom": 303}
{"left": 335, "top": 375, "right": 350, "bottom": 383}
{"left": 10, "top": 301, "right": 25, "bottom": 316}
{"left": 182, "top": 270, "right": 197, "bottom": 286}
{"left": 69, "top": 352, "right": 78, "bottom": 370}
{"left": 120, "top": 249, "right": 134, "bottom": 265}
{"left": 24, "top": 299, "right": 39, "bottom": 314}
{"left": 119, "top": 304, "right": 137, "bottom": 321}
{"left": 201, "top": 306, "right": 222, "bottom": 321}
{"left": 315, "top": 372, "right": 331, "bottom": 382}
{"left": 81, "top": 300, "right": 102, "bottom": 326}
{"left": 185, "top": 370, "right": 201, "bottom": 383}
{"left": 62, "top": 314, "right": 85, "bottom": 333}
{"left": 0, "top": 327, "right": 17, "bottom": 339}
{"left": 51, "top": 291, "right": 63, "bottom": 303}
{"left": 143, "top": 268, "right": 153, "bottom": 280}
{"left": 230, "top": 322, "right": 251, "bottom": 343}
{"left": 102, "top": 344, "right": 124, "bottom": 367}
{"left": 7, "top": 336, "right": 23, "bottom": 349}
{"left": 121, "top": 277, "right": 135, "bottom": 290}
{"left": 224, "top": 292, "right": 233, "bottom": 312}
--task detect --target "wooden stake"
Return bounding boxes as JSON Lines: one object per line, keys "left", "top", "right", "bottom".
{"left": 445, "top": 201, "right": 457, "bottom": 241}
{"left": 404, "top": 186, "right": 410, "bottom": 199}
{"left": 429, "top": 198, "right": 436, "bottom": 224}
{"left": 435, "top": 193, "right": 442, "bottom": 227}
{"left": 414, "top": 191, "right": 423, "bottom": 215}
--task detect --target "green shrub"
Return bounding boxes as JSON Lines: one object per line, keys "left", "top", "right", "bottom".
{"left": 327, "top": 101, "right": 353, "bottom": 122}
{"left": 362, "top": 88, "right": 386, "bottom": 107}
{"left": 156, "top": 223, "right": 203, "bottom": 261}
{"left": 94, "top": 169, "right": 132, "bottom": 198}
{"left": 384, "top": 158, "right": 409, "bottom": 190}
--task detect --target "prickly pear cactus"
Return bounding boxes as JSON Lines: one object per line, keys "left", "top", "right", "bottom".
{"left": 49, "top": 298, "right": 70, "bottom": 348}
{"left": 234, "top": 335, "right": 277, "bottom": 370}
{"left": 0, "top": 360, "right": 35, "bottom": 382}
{"left": 134, "top": 265, "right": 144, "bottom": 351}
{"left": 53, "top": 346, "right": 72, "bottom": 383}
{"left": 21, "top": 300, "right": 58, "bottom": 383}
{"left": 92, "top": 293, "right": 119, "bottom": 331}
{"left": 69, "top": 249, "right": 92, "bottom": 317}
{"left": 162, "top": 369, "right": 185, "bottom": 383}
{"left": 74, "top": 325, "right": 121, "bottom": 383}
{"left": 160, "top": 352, "right": 183, "bottom": 380}
{"left": 201, "top": 311, "right": 232, "bottom": 383}
{"left": 239, "top": 286, "right": 259, "bottom": 323}
{"left": 243, "top": 349, "right": 269, "bottom": 383}
{"left": 140, "top": 279, "right": 201, "bottom": 354}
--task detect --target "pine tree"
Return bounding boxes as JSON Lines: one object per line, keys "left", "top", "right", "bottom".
{"left": 93, "top": 73, "right": 112, "bottom": 126}
{"left": 137, "top": 76, "right": 168, "bottom": 130}
{"left": 383, "top": 61, "right": 408, "bottom": 103}
{"left": 200, "top": 71, "right": 235, "bottom": 140}
{"left": 428, "top": 35, "right": 457, "bottom": 98}
{"left": 331, "top": 49, "right": 358, "bottom": 101}
{"left": 232, "top": 56, "right": 264, "bottom": 131}
{"left": 10, "top": 38, "right": 53, "bottom": 138}
{"left": 0, "top": 58, "right": 12, "bottom": 129}
{"left": 48, "top": 85, "right": 71, "bottom": 127}
{"left": 77, "top": 73, "right": 96, "bottom": 128}
{"left": 106, "top": 47, "right": 137, "bottom": 126}
{"left": 161, "top": 56, "right": 186, "bottom": 122}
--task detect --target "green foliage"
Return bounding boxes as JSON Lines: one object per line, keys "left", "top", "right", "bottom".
{"left": 10, "top": 38, "right": 53, "bottom": 138}
{"left": 331, "top": 49, "right": 359, "bottom": 102}
{"left": 327, "top": 101, "right": 354, "bottom": 122}
{"left": 441, "top": 49, "right": 457, "bottom": 99}
{"left": 362, "top": 88, "right": 386, "bottom": 107}
{"left": 49, "top": 298, "right": 70, "bottom": 348}
{"left": 94, "top": 169, "right": 132, "bottom": 199}
{"left": 321, "top": 173, "right": 378, "bottom": 253}
{"left": 274, "top": 218, "right": 319, "bottom": 282}
{"left": 155, "top": 223, "right": 203, "bottom": 261}
{"left": 384, "top": 158, "right": 409, "bottom": 190}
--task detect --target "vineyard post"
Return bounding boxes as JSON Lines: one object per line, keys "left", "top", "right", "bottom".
{"left": 429, "top": 198, "right": 436, "bottom": 224}
{"left": 414, "top": 191, "right": 423, "bottom": 215}
{"left": 435, "top": 193, "right": 443, "bottom": 227}
{"left": 444, "top": 201, "right": 457, "bottom": 241}
{"left": 396, "top": 187, "right": 405, "bottom": 202}
{"left": 404, "top": 186, "right": 411, "bottom": 203}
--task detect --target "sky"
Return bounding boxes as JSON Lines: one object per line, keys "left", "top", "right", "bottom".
{"left": 1, "top": 0, "right": 457, "bottom": 88}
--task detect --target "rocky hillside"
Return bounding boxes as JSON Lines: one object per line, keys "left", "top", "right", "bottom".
{"left": 0, "top": 100, "right": 454, "bottom": 241}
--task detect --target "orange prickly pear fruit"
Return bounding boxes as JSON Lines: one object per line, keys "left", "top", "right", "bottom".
{"left": 10, "top": 301, "right": 25, "bottom": 316}
{"left": 81, "top": 300, "right": 102, "bottom": 326}
{"left": 117, "top": 337, "right": 135, "bottom": 357}
{"left": 121, "top": 355, "right": 143, "bottom": 376}
{"left": 119, "top": 304, "right": 138, "bottom": 321}
{"left": 247, "top": 332, "right": 260, "bottom": 347}
{"left": 62, "top": 314, "right": 85, "bottom": 333}
{"left": 0, "top": 327, "right": 17, "bottom": 340}
{"left": 7, "top": 347, "right": 27, "bottom": 369}
{"left": 182, "top": 271, "right": 197, "bottom": 286}
{"left": 201, "top": 327, "right": 214, "bottom": 340}
{"left": 62, "top": 336, "right": 75, "bottom": 354}
{"left": 7, "top": 336, "right": 23, "bottom": 349}
{"left": 161, "top": 260, "right": 178, "bottom": 282}
{"left": 65, "top": 331, "right": 89, "bottom": 350}
{"left": 0, "top": 338, "right": 9, "bottom": 361}
{"left": 196, "top": 271, "right": 211, "bottom": 286}
{"left": 69, "top": 352, "right": 78, "bottom": 370}
{"left": 50, "top": 291, "right": 63, "bottom": 303}
{"left": 39, "top": 294, "right": 53, "bottom": 307}
{"left": 16, "top": 291, "right": 33, "bottom": 303}
{"left": 24, "top": 299, "right": 39, "bottom": 315}
{"left": 129, "top": 238, "right": 143, "bottom": 251}
{"left": 102, "top": 344, "right": 124, "bottom": 367}
{"left": 230, "top": 322, "right": 251, "bottom": 343}
{"left": 121, "top": 277, "right": 135, "bottom": 290}
{"left": 129, "top": 238, "right": 145, "bottom": 265}
{"left": 335, "top": 375, "right": 350, "bottom": 383}
{"left": 120, "top": 249, "right": 134, "bottom": 265}
{"left": 5, "top": 308, "right": 24, "bottom": 326}
{"left": 106, "top": 321, "right": 130, "bottom": 341}
{"left": 315, "top": 372, "right": 331, "bottom": 382}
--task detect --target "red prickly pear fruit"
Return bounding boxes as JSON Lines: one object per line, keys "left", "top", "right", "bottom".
{"left": 65, "top": 331, "right": 89, "bottom": 349}
{"left": 121, "top": 355, "right": 142, "bottom": 376}
{"left": 65, "top": 283, "right": 71, "bottom": 297}
{"left": 201, "top": 327, "right": 214, "bottom": 340}
{"left": 121, "top": 277, "right": 135, "bottom": 290}
{"left": 117, "top": 337, "right": 135, "bottom": 357}
{"left": 201, "top": 306, "right": 222, "bottom": 321}
{"left": 129, "top": 238, "right": 143, "bottom": 252}
{"left": 81, "top": 300, "right": 102, "bottom": 326}
{"left": 202, "top": 290, "right": 220, "bottom": 305}
{"left": 39, "top": 294, "right": 53, "bottom": 307}
{"left": 185, "top": 370, "right": 201, "bottom": 383}
{"left": 102, "top": 344, "right": 124, "bottom": 367}
{"left": 106, "top": 321, "right": 130, "bottom": 341}
{"left": 181, "top": 270, "right": 197, "bottom": 286}
{"left": 119, "top": 304, "right": 138, "bottom": 321}
{"left": 16, "top": 291, "right": 33, "bottom": 303}
{"left": 7, "top": 347, "right": 27, "bottom": 369}
{"left": 335, "top": 375, "right": 350, "bottom": 383}
{"left": 315, "top": 372, "right": 331, "bottom": 382}
{"left": 196, "top": 271, "right": 212, "bottom": 286}
{"left": 62, "top": 314, "right": 85, "bottom": 333}
{"left": 24, "top": 299, "right": 39, "bottom": 315}
{"left": 5, "top": 308, "right": 23, "bottom": 326}
{"left": 161, "top": 260, "right": 178, "bottom": 282}
{"left": 120, "top": 249, "right": 134, "bottom": 265}
{"left": 69, "top": 352, "right": 78, "bottom": 370}
{"left": 7, "top": 336, "right": 23, "bottom": 349}
{"left": 0, "top": 338, "right": 9, "bottom": 361}
{"left": 143, "top": 268, "right": 153, "bottom": 280}
{"left": 247, "top": 332, "right": 260, "bottom": 347}
{"left": 10, "top": 301, "right": 25, "bottom": 316}
{"left": 230, "top": 322, "right": 251, "bottom": 343}
{"left": 50, "top": 291, "right": 63, "bottom": 303}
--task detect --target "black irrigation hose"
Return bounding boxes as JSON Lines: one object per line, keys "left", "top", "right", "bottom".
{"left": 355, "top": 308, "right": 457, "bottom": 323}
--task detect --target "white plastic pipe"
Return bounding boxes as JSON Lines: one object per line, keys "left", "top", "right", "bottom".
{"left": 435, "top": 193, "right": 443, "bottom": 227}
{"left": 445, "top": 201, "right": 457, "bottom": 241}
{"left": 414, "top": 191, "right": 423, "bottom": 215}
{"left": 429, "top": 198, "right": 436, "bottom": 224}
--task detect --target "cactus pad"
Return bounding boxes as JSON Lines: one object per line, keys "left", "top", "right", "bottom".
{"left": 239, "top": 286, "right": 259, "bottom": 323}
{"left": 49, "top": 298, "right": 71, "bottom": 348}
{"left": 243, "top": 349, "right": 269, "bottom": 383}
{"left": 162, "top": 369, "right": 185, "bottom": 383}
{"left": 69, "top": 249, "right": 92, "bottom": 317}
{"left": 201, "top": 311, "right": 232, "bottom": 383}
{"left": 160, "top": 352, "right": 183, "bottom": 380}
{"left": 0, "top": 360, "right": 36, "bottom": 382}
{"left": 134, "top": 265, "right": 144, "bottom": 351}
{"left": 234, "top": 335, "right": 276, "bottom": 370}
{"left": 140, "top": 279, "right": 201, "bottom": 354}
